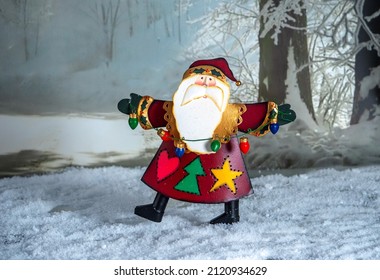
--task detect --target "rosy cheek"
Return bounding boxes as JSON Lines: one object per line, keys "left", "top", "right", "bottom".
{"left": 207, "top": 79, "right": 216, "bottom": 86}
{"left": 195, "top": 76, "right": 205, "bottom": 85}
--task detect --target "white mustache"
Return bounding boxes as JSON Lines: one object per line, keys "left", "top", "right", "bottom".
{"left": 181, "top": 84, "right": 224, "bottom": 111}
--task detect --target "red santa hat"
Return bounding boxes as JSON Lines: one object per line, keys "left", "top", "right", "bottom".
{"left": 182, "top": 57, "right": 241, "bottom": 86}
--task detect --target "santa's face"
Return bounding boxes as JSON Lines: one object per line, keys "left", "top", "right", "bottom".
{"left": 173, "top": 74, "right": 230, "bottom": 154}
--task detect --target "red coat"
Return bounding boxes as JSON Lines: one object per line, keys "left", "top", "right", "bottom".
{"left": 140, "top": 99, "right": 275, "bottom": 204}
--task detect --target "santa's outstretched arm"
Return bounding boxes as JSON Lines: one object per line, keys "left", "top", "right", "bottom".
{"left": 238, "top": 101, "right": 296, "bottom": 136}
{"left": 118, "top": 93, "right": 169, "bottom": 129}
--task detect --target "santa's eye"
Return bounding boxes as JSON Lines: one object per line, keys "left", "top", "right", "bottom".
{"left": 209, "top": 77, "right": 212, "bottom": 81}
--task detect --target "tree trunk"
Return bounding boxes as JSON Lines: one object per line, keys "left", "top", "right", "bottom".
{"left": 22, "top": 0, "right": 30, "bottom": 61}
{"left": 350, "top": 0, "right": 380, "bottom": 124}
{"left": 259, "top": 0, "right": 315, "bottom": 121}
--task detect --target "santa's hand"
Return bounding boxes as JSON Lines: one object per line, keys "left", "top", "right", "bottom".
{"left": 277, "top": 104, "right": 296, "bottom": 125}
{"left": 117, "top": 93, "right": 142, "bottom": 115}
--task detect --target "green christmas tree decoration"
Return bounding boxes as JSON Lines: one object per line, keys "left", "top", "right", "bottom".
{"left": 174, "top": 157, "right": 205, "bottom": 195}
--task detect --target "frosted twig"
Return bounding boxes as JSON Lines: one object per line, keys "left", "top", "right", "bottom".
{"left": 354, "top": 0, "right": 380, "bottom": 55}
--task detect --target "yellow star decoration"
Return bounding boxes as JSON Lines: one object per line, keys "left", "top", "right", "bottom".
{"left": 210, "top": 157, "right": 243, "bottom": 194}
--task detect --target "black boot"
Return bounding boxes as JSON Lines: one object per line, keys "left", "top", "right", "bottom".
{"left": 134, "top": 193, "right": 169, "bottom": 222}
{"left": 210, "top": 200, "right": 240, "bottom": 224}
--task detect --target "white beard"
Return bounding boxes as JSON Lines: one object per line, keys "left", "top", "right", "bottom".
{"left": 173, "top": 76, "right": 230, "bottom": 154}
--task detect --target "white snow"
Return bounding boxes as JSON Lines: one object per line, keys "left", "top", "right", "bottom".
{"left": 1, "top": 164, "right": 379, "bottom": 260}
{"left": 285, "top": 45, "right": 319, "bottom": 131}
{"left": 358, "top": 65, "right": 380, "bottom": 122}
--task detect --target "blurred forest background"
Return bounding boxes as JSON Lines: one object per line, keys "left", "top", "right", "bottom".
{"left": 0, "top": 0, "right": 379, "bottom": 175}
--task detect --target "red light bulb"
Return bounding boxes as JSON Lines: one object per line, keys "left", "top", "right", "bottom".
{"left": 157, "top": 129, "right": 171, "bottom": 141}
{"left": 239, "top": 137, "right": 250, "bottom": 154}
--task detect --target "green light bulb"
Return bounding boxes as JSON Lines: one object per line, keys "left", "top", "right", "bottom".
{"left": 210, "top": 139, "right": 221, "bottom": 152}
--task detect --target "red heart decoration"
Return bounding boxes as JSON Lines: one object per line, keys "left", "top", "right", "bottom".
{"left": 157, "top": 150, "right": 180, "bottom": 182}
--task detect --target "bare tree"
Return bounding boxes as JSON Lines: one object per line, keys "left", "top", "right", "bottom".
{"left": 259, "top": 0, "right": 315, "bottom": 122}
{"left": 307, "top": 0, "right": 357, "bottom": 128}
{"left": 90, "top": 0, "right": 121, "bottom": 63}
{"left": 0, "top": 0, "right": 52, "bottom": 61}
{"left": 175, "top": 0, "right": 191, "bottom": 44}
{"left": 186, "top": 1, "right": 261, "bottom": 103}
{"left": 188, "top": 0, "right": 316, "bottom": 124}
{"left": 187, "top": 0, "right": 375, "bottom": 129}
{"left": 350, "top": 0, "right": 380, "bottom": 124}
{"left": 305, "top": 0, "right": 380, "bottom": 126}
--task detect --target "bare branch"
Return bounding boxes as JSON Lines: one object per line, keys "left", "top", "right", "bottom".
{"left": 354, "top": 0, "right": 380, "bottom": 55}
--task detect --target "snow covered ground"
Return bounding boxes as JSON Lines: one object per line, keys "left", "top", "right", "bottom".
{"left": 1, "top": 164, "right": 379, "bottom": 260}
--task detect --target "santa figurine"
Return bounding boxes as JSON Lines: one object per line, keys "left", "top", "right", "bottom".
{"left": 118, "top": 58, "right": 296, "bottom": 224}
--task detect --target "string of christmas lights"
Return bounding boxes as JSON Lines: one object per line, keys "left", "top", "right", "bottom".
{"left": 127, "top": 105, "right": 294, "bottom": 157}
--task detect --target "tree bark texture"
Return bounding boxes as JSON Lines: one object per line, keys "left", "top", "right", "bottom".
{"left": 350, "top": 0, "right": 380, "bottom": 124}
{"left": 259, "top": 0, "right": 315, "bottom": 120}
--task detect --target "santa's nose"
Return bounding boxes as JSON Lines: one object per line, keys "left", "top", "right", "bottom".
{"left": 195, "top": 75, "right": 216, "bottom": 87}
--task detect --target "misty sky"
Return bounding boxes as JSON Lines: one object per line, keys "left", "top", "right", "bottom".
{"left": 0, "top": 0, "right": 215, "bottom": 114}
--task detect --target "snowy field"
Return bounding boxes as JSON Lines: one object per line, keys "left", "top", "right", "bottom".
{"left": 1, "top": 165, "right": 379, "bottom": 260}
